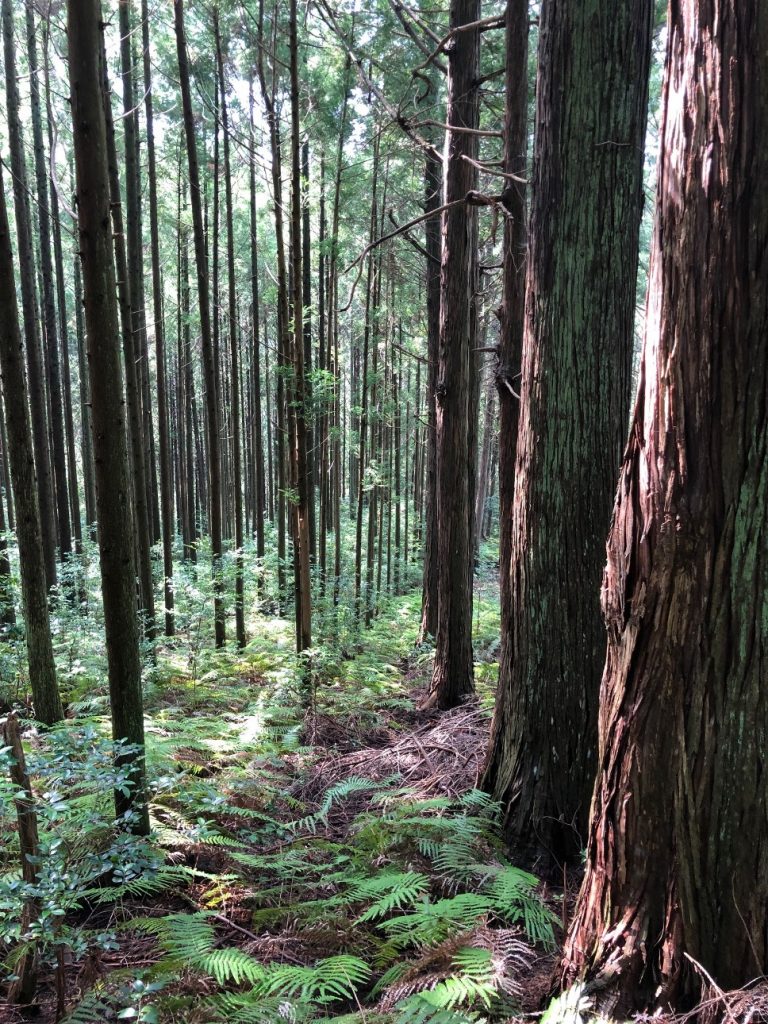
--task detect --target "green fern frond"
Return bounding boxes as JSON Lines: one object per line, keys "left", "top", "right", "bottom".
{"left": 198, "top": 946, "right": 267, "bottom": 986}
{"left": 257, "top": 954, "right": 372, "bottom": 1004}
{"left": 80, "top": 865, "right": 190, "bottom": 905}
{"left": 484, "top": 866, "right": 557, "bottom": 949}
{"left": 395, "top": 991, "right": 483, "bottom": 1024}
{"left": 61, "top": 989, "right": 112, "bottom": 1024}
{"left": 380, "top": 894, "right": 493, "bottom": 948}
{"left": 351, "top": 871, "right": 430, "bottom": 922}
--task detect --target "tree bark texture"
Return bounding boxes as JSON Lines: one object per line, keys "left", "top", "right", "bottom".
{"left": 175, "top": 0, "right": 225, "bottom": 647}
{"left": 1, "top": 0, "right": 57, "bottom": 587}
{"left": 68, "top": 0, "right": 149, "bottom": 833}
{"left": 484, "top": 0, "right": 653, "bottom": 866}
{"left": 0, "top": 166, "right": 62, "bottom": 726}
{"left": 426, "top": 0, "right": 480, "bottom": 710}
{"left": 563, "top": 1, "right": 768, "bottom": 1011}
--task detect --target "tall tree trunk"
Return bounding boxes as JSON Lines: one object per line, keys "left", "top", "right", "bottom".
{"left": 249, "top": 74, "right": 266, "bottom": 562}
{"left": 417, "top": 144, "right": 441, "bottom": 641}
{"left": 25, "top": 1, "right": 72, "bottom": 562}
{"left": 301, "top": 139, "right": 316, "bottom": 564}
{"left": 142, "top": 0, "right": 175, "bottom": 636}
{"left": 289, "top": 0, "right": 312, "bottom": 652}
{"left": 562, "top": 1, "right": 768, "bottom": 1011}
{"left": 103, "top": 27, "right": 156, "bottom": 644}
{"left": 483, "top": 0, "right": 653, "bottom": 867}
{"left": 74, "top": 251, "right": 97, "bottom": 535}
{"left": 0, "top": 165, "right": 61, "bottom": 724}
{"left": 215, "top": 11, "right": 246, "bottom": 649}
{"left": 175, "top": 0, "right": 225, "bottom": 646}
{"left": 425, "top": 0, "right": 480, "bottom": 710}
{"left": 473, "top": 373, "right": 495, "bottom": 562}
{"left": 2, "top": 0, "right": 57, "bottom": 586}
{"left": 68, "top": 0, "right": 148, "bottom": 831}
{"left": 490, "top": 0, "right": 529, "bottom": 588}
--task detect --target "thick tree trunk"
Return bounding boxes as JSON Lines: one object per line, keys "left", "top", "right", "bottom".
{"left": 425, "top": 0, "right": 480, "bottom": 710}
{"left": 483, "top": 0, "right": 653, "bottom": 866}
{"left": 562, "top": 1, "right": 768, "bottom": 1011}
{"left": 68, "top": 0, "right": 148, "bottom": 832}
{"left": 0, "top": 166, "right": 62, "bottom": 725}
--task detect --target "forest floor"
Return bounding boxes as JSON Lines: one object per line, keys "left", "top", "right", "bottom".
{"left": 2, "top": 570, "right": 563, "bottom": 1024}
{"left": 3, "top": 569, "right": 763, "bottom": 1024}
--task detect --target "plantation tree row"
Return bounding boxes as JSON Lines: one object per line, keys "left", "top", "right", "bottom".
{"left": 0, "top": 0, "right": 765, "bottom": 1013}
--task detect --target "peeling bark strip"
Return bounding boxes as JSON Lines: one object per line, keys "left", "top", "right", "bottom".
{"left": 563, "top": 1, "right": 768, "bottom": 1012}
{"left": 484, "top": 0, "right": 653, "bottom": 868}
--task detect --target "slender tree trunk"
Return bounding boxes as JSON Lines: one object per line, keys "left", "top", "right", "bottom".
{"left": 249, "top": 74, "right": 266, "bottom": 561}
{"left": 0, "top": 386, "right": 14, "bottom": 537}
{"left": 142, "top": 0, "right": 175, "bottom": 636}
{"left": 74, "top": 252, "right": 97, "bottom": 535}
{"left": 483, "top": 0, "right": 653, "bottom": 868}
{"left": 0, "top": 168, "right": 61, "bottom": 723}
{"left": 418, "top": 109, "right": 442, "bottom": 642}
{"left": 68, "top": 0, "right": 148, "bottom": 831}
{"left": 103, "top": 30, "right": 156, "bottom": 644}
{"left": 289, "top": 0, "right": 312, "bottom": 652}
{"left": 563, "top": 1, "right": 768, "bottom": 1010}
{"left": 301, "top": 139, "right": 316, "bottom": 563}
{"left": 2, "top": 0, "right": 56, "bottom": 587}
{"left": 175, "top": 0, "right": 225, "bottom": 646}
{"left": 48, "top": 154, "right": 82, "bottom": 555}
{"left": 215, "top": 12, "right": 246, "bottom": 649}
{"left": 473, "top": 374, "right": 495, "bottom": 562}
{"left": 26, "top": 1, "right": 72, "bottom": 562}
{"left": 425, "top": 0, "right": 480, "bottom": 710}
{"left": 355, "top": 188, "right": 379, "bottom": 619}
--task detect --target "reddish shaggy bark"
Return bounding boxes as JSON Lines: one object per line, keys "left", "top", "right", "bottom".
{"left": 563, "top": 1, "right": 768, "bottom": 1012}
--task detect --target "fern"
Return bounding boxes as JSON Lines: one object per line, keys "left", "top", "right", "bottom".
{"left": 256, "top": 954, "right": 372, "bottom": 1004}
{"left": 288, "top": 777, "right": 389, "bottom": 834}
{"left": 395, "top": 992, "right": 482, "bottom": 1024}
{"left": 485, "top": 866, "right": 557, "bottom": 949}
{"left": 379, "top": 893, "right": 494, "bottom": 948}
{"left": 80, "top": 864, "right": 189, "bottom": 905}
{"left": 199, "top": 946, "right": 267, "bottom": 986}
{"left": 61, "top": 990, "right": 112, "bottom": 1024}
{"left": 350, "top": 871, "right": 430, "bottom": 922}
